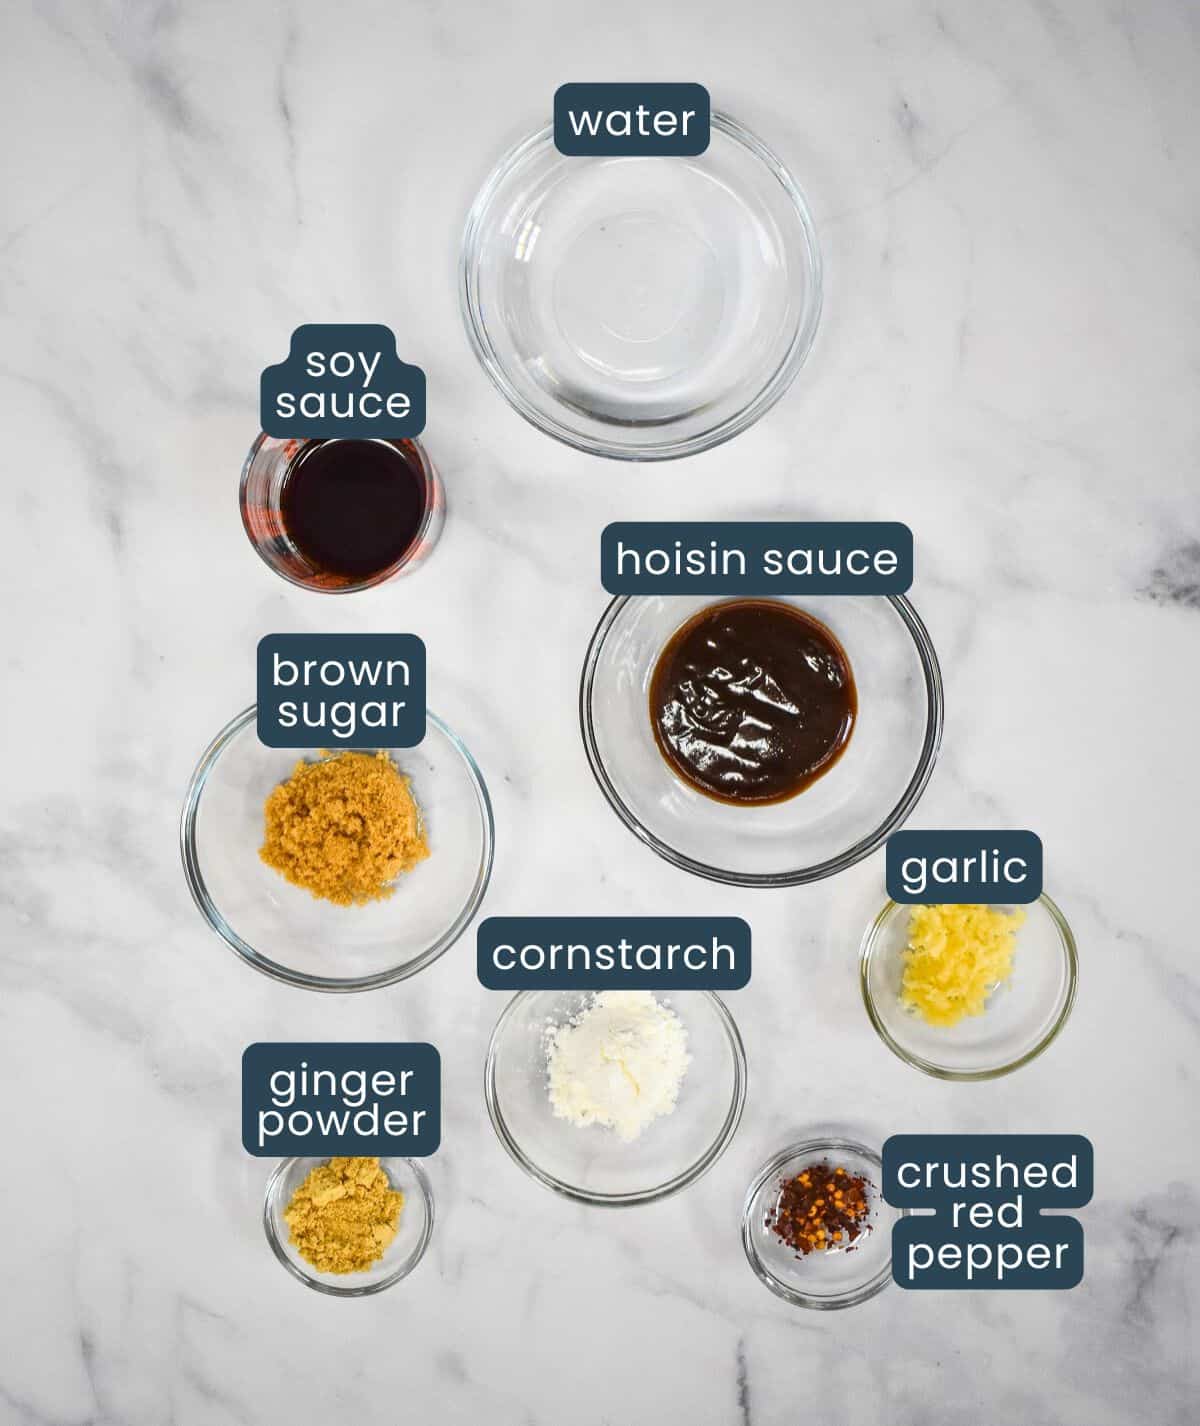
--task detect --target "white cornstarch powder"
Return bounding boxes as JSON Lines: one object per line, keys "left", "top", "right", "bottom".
{"left": 545, "top": 991, "right": 691, "bottom": 1142}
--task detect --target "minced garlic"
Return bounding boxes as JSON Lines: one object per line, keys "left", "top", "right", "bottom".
{"left": 900, "top": 903, "right": 1025, "bottom": 1027}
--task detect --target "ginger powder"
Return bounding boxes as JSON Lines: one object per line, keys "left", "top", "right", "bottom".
{"left": 259, "top": 750, "right": 429, "bottom": 905}
{"left": 283, "top": 1156, "right": 404, "bottom": 1274}
{"left": 900, "top": 903, "right": 1025, "bottom": 1027}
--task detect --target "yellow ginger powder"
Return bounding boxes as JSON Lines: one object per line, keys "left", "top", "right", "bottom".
{"left": 900, "top": 903, "right": 1025, "bottom": 1027}
{"left": 259, "top": 750, "right": 429, "bottom": 905}
{"left": 283, "top": 1156, "right": 404, "bottom": 1274}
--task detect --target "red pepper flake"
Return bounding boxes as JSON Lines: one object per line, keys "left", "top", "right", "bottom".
{"left": 767, "top": 1162, "right": 872, "bottom": 1257}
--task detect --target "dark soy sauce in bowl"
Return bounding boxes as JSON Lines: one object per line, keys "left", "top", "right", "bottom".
{"left": 281, "top": 439, "right": 427, "bottom": 581}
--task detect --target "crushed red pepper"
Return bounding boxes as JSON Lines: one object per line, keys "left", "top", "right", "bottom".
{"left": 767, "top": 1162, "right": 872, "bottom": 1257}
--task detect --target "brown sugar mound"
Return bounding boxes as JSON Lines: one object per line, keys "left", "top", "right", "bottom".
{"left": 259, "top": 750, "right": 429, "bottom": 905}
{"left": 283, "top": 1156, "right": 404, "bottom": 1274}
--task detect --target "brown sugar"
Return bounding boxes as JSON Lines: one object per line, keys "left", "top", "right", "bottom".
{"left": 259, "top": 750, "right": 429, "bottom": 905}
{"left": 283, "top": 1156, "right": 404, "bottom": 1274}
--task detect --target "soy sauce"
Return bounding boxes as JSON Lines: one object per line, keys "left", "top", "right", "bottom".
{"left": 280, "top": 439, "right": 427, "bottom": 580}
{"left": 649, "top": 599, "right": 857, "bottom": 805}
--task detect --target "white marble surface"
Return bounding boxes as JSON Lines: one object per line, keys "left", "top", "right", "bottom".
{"left": 2, "top": 1, "right": 1197, "bottom": 1422}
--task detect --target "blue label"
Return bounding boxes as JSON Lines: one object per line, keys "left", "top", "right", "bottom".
{"left": 260, "top": 324, "right": 425, "bottom": 439}
{"left": 884, "top": 1134, "right": 1092, "bottom": 1290}
{"left": 601, "top": 522, "right": 913, "bottom": 595}
{"left": 885, "top": 830, "right": 1043, "bottom": 903}
{"left": 554, "top": 83, "right": 710, "bottom": 156}
{"left": 242, "top": 1043, "right": 440, "bottom": 1157}
{"left": 477, "top": 917, "right": 750, "bottom": 990}
{"left": 256, "top": 634, "right": 426, "bottom": 749}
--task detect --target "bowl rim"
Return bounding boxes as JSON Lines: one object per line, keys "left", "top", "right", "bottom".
{"left": 262, "top": 1155, "right": 435, "bottom": 1296}
{"left": 179, "top": 704, "right": 495, "bottom": 992}
{"left": 483, "top": 989, "right": 748, "bottom": 1206}
{"left": 858, "top": 892, "right": 1079, "bottom": 1081}
{"left": 459, "top": 110, "right": 823, "bottom": 462}
{"left": 741, "top": 1137, "right": 899, "bottom": 1310}
{"left": 578, "top": 593, "right": 944, "bottom": 887}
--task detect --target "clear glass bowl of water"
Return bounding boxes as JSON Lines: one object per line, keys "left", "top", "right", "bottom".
{"left": 461, "top": 114, "right": 822, "bottom": 460}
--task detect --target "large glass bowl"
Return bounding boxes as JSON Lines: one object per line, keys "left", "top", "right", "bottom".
{"left": 180, "top": 706, "right": 494, "bottom": 991}
{"left": 860, "top": 894, "right": 1078, "bottom": 1079}
{"left": 580, "top": 594, "right": 943, "bottom": 885}
{"left": 263, "top": 1156, "right": 433, "bottom": 1296}
{"left": 460, "top": 114, "right": 821, "bottom": 460}
{"left": 742, "top": 1138, "right": 902, "bottom": 1310}
{"left": 484, "top": 990, "right": 746, "bottom": 1205}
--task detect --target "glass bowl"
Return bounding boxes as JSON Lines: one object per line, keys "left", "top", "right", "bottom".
{"left": 180, "top": 706, "right": 494, "bottom": 991}
{"left": 484, "top": 990, "right": 746, "bottom": 1205}
{"left": 860, "top": 894, "right": 1078, "bottom": 1079}
{"left": 742, "top": 1138, "right": 902, "bottom": 1310}
{"left": 460, "top": 113, "right": 821, "bottom": 460}
{"left": 580, "top": 594, "right": 942, "bottom": 886}
{"left": 239, "top": 434, "right": 445, "bottom": 593}
{"left": 263, "top": 1156, "right": 433, "bottom": 1296}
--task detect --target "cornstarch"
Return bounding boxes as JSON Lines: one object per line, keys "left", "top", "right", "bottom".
{"left": 545, "top": 991, "right": 691, "bottom": 1142}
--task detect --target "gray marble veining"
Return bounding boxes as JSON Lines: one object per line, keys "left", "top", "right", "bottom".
{"left": 1, "top": 0, "right": 1197, "bottom": 1422}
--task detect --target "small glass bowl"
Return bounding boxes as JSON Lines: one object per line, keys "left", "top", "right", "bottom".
{"left": 460, "top": 114, "right": 821, "bottom": 460}
{"left": 239, "top": 434, "right": 446, "bottom": 592}
{"left": 180, "top": 706, "right": 494, "bottom": 991}
{"left": 263, "top": 1156, "right": 433, "bottom": 1296}
{"left": 580, "top": 594, "right": 943, "bottom": 886}
{"left": 484, "top": 990, "right": 747, "bottom": 1206}
{"left": 742, "top": 1138, "right": 902, "bottom": 1310}
{"left": 860, "top": 895, "right": 1078, "bottom": 1080}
